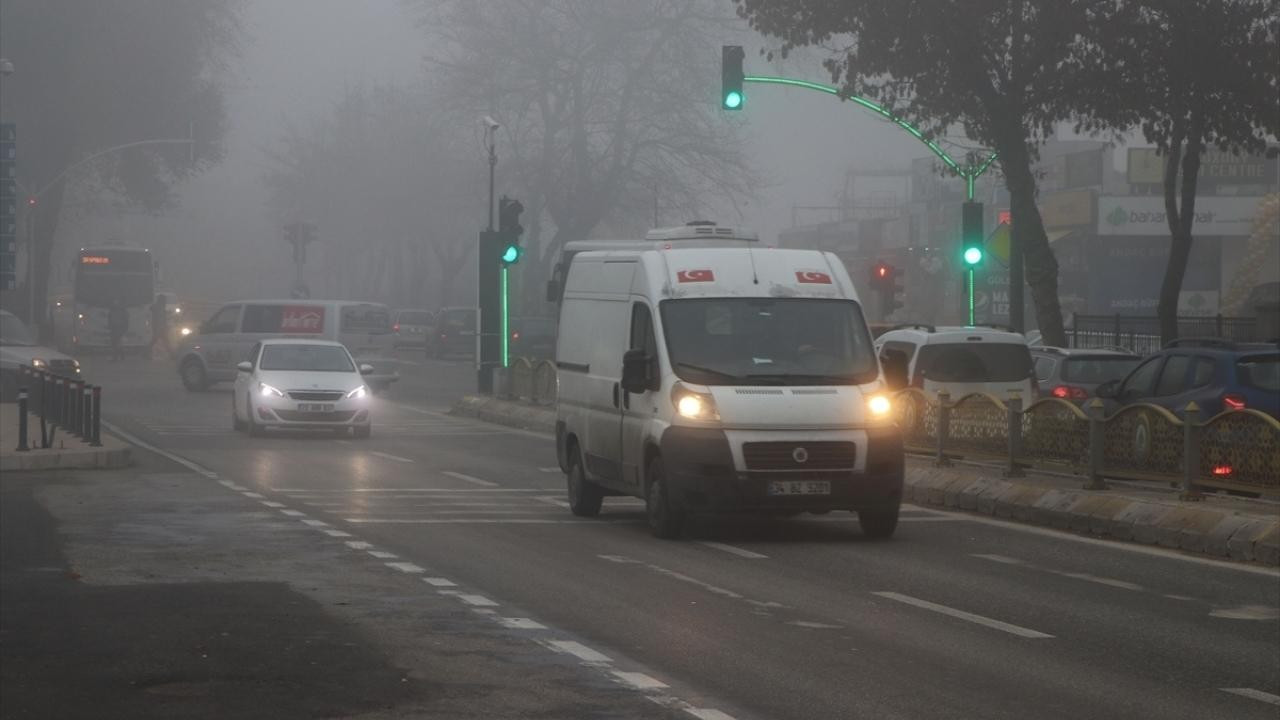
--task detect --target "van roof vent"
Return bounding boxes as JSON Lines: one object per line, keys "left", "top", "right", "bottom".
{"left": 645, "top": 225, "right": 760, "bottom": 243}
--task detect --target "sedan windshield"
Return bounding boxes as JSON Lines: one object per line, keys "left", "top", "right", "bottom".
{"left": 259, "top": 344, "right": 355, "bottom": 372}
{"left": 660, "top": 298, "right": 877, "bottom": 386}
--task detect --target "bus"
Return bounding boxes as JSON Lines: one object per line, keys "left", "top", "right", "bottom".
{"left": 56, "top": 246, "right": 158, "bottom": 352}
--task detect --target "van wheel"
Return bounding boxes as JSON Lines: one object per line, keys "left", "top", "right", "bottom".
{"left": 181, "top": 359, "right": 208, "bottom": 391}
{"left": 645, "top": 457, "right": 685, "bottom": 539}
{"left": 858, "top": 506, "right": 900, "bottom": 539}
{"left": 566, "top": 450, "right": 603, "bottom": 517}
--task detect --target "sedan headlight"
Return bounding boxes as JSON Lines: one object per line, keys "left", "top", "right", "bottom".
{"left": 258, "top": 382, "right": 285, "bottom": 398}
{"left": 345, "top": 385, "right": 368, "bottom": 399}
{"left": 671, "top": 384, "right": 719, "bottom": 421}
{"left": 30, "top": 358, "right": 46, "bottom": 368}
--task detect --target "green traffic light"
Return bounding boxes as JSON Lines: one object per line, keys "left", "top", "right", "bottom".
{"left": 501, "top": 244, "right": 521, "bottom": 264}
{"left": 963, "top": 247, "right": 983, "bottom": 266}
{"left": 724, "top": 91, "right": 743, "bottom": 109}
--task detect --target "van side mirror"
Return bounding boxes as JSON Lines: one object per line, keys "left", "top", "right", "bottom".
{"left": 236, "top": 361, "right": 253, "bottom": 373}
{"left": 621, "top": 349, "right": 650, "bottom": 394}
{"left": 1095, "top": 380, "right": 1119, "bottom": 399}
{"left": 545, "top": 280, "right": 561, "bottom": 303}
{"left": 880, "top": 350, "right": 909, "bottom": 390}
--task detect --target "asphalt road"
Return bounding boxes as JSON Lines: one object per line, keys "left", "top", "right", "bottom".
{"left": 67, "top": 353, "right": 1280, "bottom": 719}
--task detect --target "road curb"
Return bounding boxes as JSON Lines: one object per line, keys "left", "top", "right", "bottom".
{"left": 451, "top": 395, "right": 1279, "bottom": 566}
{"left": 904, "top": 465, "right": 1279, "bottom": 566}
{"left": 0, "top": 445, "right": 131, "bottom": 472}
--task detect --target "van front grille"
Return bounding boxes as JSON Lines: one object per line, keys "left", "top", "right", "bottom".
{"left": 743, "top": 441, "right": 857, "bottom": 471}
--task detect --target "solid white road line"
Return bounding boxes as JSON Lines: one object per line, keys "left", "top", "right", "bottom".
{"left": 548, "top": 640, "right": 611, "bottom": 664}
{"left": 699, "top": 542, "right": 768, "bottom": 560}
{"left": 612, "top": 671, "right": 668, "bottom": 690}
{"left": 535, "top": 496, "right": 571, "bottom": 508}
{"left": 442, "top": 471, "right": 498, "bottom": 487}
{"left": 103, "top": 421, "right": 220, "bottom": 479}
{"left": 1220, "top": 688, "right": 1280, "bottom": 706}
{"left": 872, "top": 591, "right": 1054, "bottom": 639}
{"left": 370, "top": 451, "right": 415, "bottom": 463}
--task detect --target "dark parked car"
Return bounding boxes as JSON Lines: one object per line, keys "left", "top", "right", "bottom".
{"left": 392, "top": 309, "right": 434, "bottom": 349}
{"left": 1031, "top": 347, "right": 1141, "bottom": 402}
{"left": 1096, "top": 339, "right": 1280, "bottom": 418}
{"left": 509, "top": 316, "right": 556, "bottom": 360}
{"left": 427, "top": 307, "right": 476, "bottom": 359}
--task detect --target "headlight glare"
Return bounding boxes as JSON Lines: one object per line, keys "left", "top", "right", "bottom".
{"left": 179, "top": 326, "right": 192, "bottom": 336}
{"left": 346, "top": 385, "right": 368, "bottom": 399}
{"left": 31, "top": 358, "right": 46, "bottom": 368}
{"left": 867, "top": 394, "right": 892, "bottom": 418}
{"left": 258, "top": 382, "right": 284, "bottom": 398}
{"left": 671, "top": 384, "right": 719, "bottom": 421}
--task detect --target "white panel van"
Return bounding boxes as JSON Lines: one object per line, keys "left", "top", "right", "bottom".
{"left": 554, "top": 230, "right": 904, "bottom": 539}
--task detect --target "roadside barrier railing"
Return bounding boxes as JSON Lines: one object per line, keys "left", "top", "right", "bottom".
{"left": 503, "top": 357, "right": 558, "bottom": 405}
{"left": 894, "top": 387, "right": 1280, "bottom": 499}
{"left": 13, "top": 364, "right": 104, "bottom": 451}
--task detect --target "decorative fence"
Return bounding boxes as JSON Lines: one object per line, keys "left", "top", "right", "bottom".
{"left": 504, "top": 357, "right": 558, "bottom": 405}
{"left": 893, "top": 388, "right": 1280, "bottom": 498}
{"left": 1068, "top": 313, "right": 1260, "bottom": 355}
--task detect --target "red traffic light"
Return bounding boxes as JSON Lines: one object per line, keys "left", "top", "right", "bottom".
{"left": 870, "top": 261, "right": 894, "bottom": 287}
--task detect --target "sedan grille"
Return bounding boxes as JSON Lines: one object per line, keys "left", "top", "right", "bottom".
{"left": 287, "top": 391, "right": 345, "bottom": 401}
{"left": 274, "top": 410, "right": 356, "bottom": 422}
{"left": 742, "top": 441, "right": 857, "bottom": 471}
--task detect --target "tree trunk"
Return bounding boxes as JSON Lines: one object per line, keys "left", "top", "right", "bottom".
{"left": 1001, "top": 140, "right": 1067, "bottom": 347}
{"left": 1158, "top": 131, "right": 1203, "bottom": 346}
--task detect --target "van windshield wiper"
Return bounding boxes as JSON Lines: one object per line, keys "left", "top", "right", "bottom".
{"left": 673, "top": 362, "right": 742, "bottom": 383}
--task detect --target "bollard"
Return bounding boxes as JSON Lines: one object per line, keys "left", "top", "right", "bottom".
{"left": 1004, "top": 393, "right": 1025, "bottom": 478}
{"left": 53, "top": 378, "right": 64, "bottom": 426}
{"left": 90, "top": 385, "right": 102, "bottom": 447}
{"left": 1085, "top": 399, "right": 1107, "bottom": 490}
{"left": 39, "top": 371, "right": 49, "bottom": 449}
{"left": 82, "top": 385, "right": 93, "bottom": 444}
{"left": 71, "top": 380, "right": 84, "bottom": 436}
{"left": 1181, "top": 402, "right": 1203, "bottom": 501}
{"left": 16, "top": 387, "right": 30, "bottom": 451}
{"left": 934, "top": 390, "right": 953, "bottom": 467}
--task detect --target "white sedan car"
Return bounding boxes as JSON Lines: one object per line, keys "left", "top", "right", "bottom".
{"left": 232, "top": 338, "right": 373, "bottom": 438}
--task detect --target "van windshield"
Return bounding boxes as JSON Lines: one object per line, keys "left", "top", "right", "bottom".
{"left": 660, "top": 298, "right": 877, "bottom": 386}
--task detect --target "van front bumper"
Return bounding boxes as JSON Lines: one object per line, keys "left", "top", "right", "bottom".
{"left": 659, "top": 426, "right": 903, "bottom": 513}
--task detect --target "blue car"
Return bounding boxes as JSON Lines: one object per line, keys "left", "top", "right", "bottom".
{"left": 1096, "top": 339, "right": 1279, "bottom": 419}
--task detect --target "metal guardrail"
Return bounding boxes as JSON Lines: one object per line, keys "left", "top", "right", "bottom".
{"left": 12, "top": 364, "right": 103, "bottom": 451}
{"left": 503, "top": 357, "right": 558, "bottom": 405}
{"left": 1068, "top": 313, "right": 1261, "bottom": 355}
{"left": 895, "top": 388, "right": 1280, "bottom": 498}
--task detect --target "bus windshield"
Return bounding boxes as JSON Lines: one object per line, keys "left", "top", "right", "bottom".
{"left": 75, "top": 250, "right": 155, "bottom": 307}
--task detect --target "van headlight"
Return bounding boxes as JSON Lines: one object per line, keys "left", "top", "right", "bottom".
{"left": 345, "top": 385, "right": 368, "bottom": 399}
{"left": 179, "top": 326, "right": 192, "bottom": 336}
{"left": 258, "top": 382, "right": 285, "bottom": 398}
{"left": 31, "top": 358, "right": 46, "bottom": 368}
{"left": 866, "top": 394, "right": 892, "bottom": 419}
{"left": 672, "top": 384, "right": 719, "bottom": 421}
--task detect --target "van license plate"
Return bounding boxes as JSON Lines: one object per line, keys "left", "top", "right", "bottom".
{"left": 297, "top": 403, "right": 334, "bottom": 412}
{"left": 767, "top": 480, "right": 831, "bottom": 496}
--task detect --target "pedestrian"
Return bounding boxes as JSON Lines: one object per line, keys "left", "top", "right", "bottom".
{"left": 108, "top": 299, "right": 129, "bottom": 361}
{"left": 150, "top": 295, "right": 171, "bottom": 359}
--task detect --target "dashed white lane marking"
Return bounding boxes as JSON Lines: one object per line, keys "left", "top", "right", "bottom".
{"left": 442, "top": 471, "right": 499, "bottom": 487}
{"left": 344, "top": 540, "right": 373, "bottom": 550}
{"left": 786, "top": 620, "right": 843, "bottom": 629}
{"left": 323, "top": 529, "right": 352, "bottom": 537}
{"left": 699, "top": 542, "right": 768, "bottom": 559}
{"left": 685, "top": 709, "right": 737, "bottom": 720}
{"left": 1220, "top": 688, "right": 1280, "bottom": 706}
{"left": 300, "top": 518, "right": 329, "bottom": 527}
{"left": 386, "top": 562, "right": 425, "bottom": 574}
{"left": 1209, "top": 605, "right": 1280, "bottom": 621}
{"left": 458, "top": 594, "right": 498, "bottom": 607}
{"left": 368, "top": 550, "right": 398, "bottom": 559}
{"left": 535, "top": 496, "right": 571, "bottom": 509}
{"left": 423, "top": 577, "right": 456, "bottom": 587}
{"left": 973, "top": 554, "right": 1146, "bottom": 592}
{"left": 274, "top": 488, "right": 544, "bottom": 493}
{"left": 548, "top": 640, "right": 612, "bottom": 664}
{"left": 280, "top": 509, "right": 306, "bottom": 517}
{"left": 259, "top": 500, "right": 285, "bottom": 508}
{"left": 499, "top": 617, "right": 547, "bottom": 630}
{"left": 599, "top": 555, "right": 783, "bottom": 609}
{"left": 344, "top": 518, "right": 630, "bottom": 524}
{"left": 539, "top": 467, "right": 562, "bottom": 473}
{"left": 241, "top": 491, "right": 264, "bottom": 499}
{"left": 873, "top": 591, "right": 1054, "bottom": 639}
{"left": 370, "top": 451, "right": 415, "bottom": 463}
{"left": 612, "top": 671, "right": 668, "bottom": 690}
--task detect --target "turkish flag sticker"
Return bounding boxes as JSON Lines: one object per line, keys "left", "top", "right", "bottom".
{"left": 796, "top": 270, "right": 832, "bottom": 284}
{"left": 677, "top": 269, "right": 715, "bottom": 283}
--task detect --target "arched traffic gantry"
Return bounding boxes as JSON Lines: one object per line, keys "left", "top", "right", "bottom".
{"left": 744, "top": 76, "right": 998, "bottom": 200}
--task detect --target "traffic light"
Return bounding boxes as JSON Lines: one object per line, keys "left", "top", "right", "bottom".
{"left": 497, "top": 195, "right": 524, "bottom": 265}
{"left": 870, "top": 260, "right": 892, "bottom": 291}
{"left": 961, "top": 201, "right": 984, "bottom": 267}
{"left": 722, "top": 46, "right": 744, "bottom": 110}
{"left": 870, "top": 260, "right": 903, "bottom": 321}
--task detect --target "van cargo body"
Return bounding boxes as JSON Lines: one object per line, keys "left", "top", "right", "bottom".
{"left": 554, "top": 235, "right": 903, "bottom": 539}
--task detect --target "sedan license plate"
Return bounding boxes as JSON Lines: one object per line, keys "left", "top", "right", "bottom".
{"left": 297, "top": 403, "right": 335, "bottom": 413}
{"left": 767, "top": 480, "right": 831, "bottom": 496}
